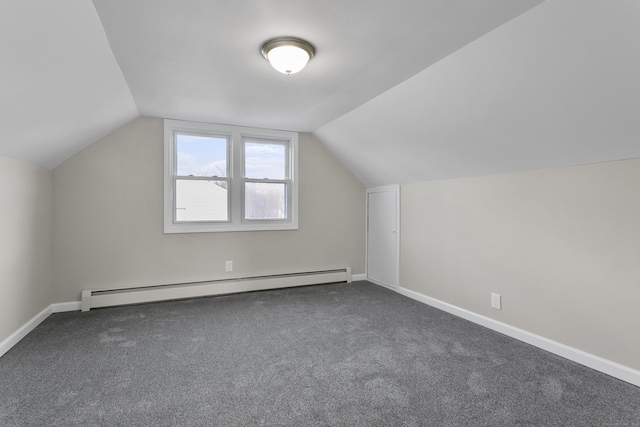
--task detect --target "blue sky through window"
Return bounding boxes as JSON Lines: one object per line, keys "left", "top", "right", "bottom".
{"left": 176, "top": 134, "right": 227, "bottom": 177}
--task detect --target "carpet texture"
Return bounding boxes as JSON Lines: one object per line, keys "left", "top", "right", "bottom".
{"left": 1, "top": 282, "right": 639, "bottom": 426}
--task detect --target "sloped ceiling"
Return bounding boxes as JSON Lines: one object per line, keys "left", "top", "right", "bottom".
{"left": 2, "top": 1, "right": 638, "bottom": 186}
{"left": 1, "top": 0, "right": 543, "bottom": 170}
{"left": 0, "top": 0, "right": 138, "bottom": 169}
{"left": 90, "top": 0, "right": 543, "bottom": 134}
{"left": 316, "top": 0, "right": 640, "bottom": 187}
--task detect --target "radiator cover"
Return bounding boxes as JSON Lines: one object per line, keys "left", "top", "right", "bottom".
{"left": 81, "top": 268, "right": 351, "bottom": 311}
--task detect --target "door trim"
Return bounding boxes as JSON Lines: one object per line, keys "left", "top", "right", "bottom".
{"left": 365, "top": 185, "right": 400, "bottom": 290}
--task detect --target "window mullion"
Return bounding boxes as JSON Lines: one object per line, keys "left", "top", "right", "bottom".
{"left": 230, "top": 131, "right": 243, "bottom": 226}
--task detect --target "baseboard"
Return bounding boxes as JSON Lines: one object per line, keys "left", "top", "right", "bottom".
{"left": 396, "top": 286, "right": 640, "bottom": 388}
{"left": 365, "top": 277, "right": 398, "bottom": 290}
{"left": 352, "top": 274, "right": 367, "bottom": 282}
{"left": 0, "top": 306, "right": 52, "bottom": 358}
{"left": 52, "top": 301, "right": 82, "bottom": 313}
{"left": 0, "top": 301, "right": 81, "bottom": 358}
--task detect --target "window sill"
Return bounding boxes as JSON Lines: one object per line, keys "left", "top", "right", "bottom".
{"left": 163, "top": 221, "right": 299, "bottom": 234}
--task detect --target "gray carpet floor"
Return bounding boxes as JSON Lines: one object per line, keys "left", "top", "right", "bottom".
{"left": 1, "top": 281, "right": 639, "bottom": 426}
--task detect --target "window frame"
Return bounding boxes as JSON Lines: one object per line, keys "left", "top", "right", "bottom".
{"left": 164, "top": 119, "right": 298, "bottom": 233}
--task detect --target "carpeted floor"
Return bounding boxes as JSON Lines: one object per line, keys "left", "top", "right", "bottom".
{"left": 1, "top": 281, "right": 639, "bottom": 426}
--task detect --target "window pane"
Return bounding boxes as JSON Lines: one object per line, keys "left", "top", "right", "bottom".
{"left": 177, "top": 134, "right": 227, "bottom": 177}
{"left": 244, "top": 141, "right": 286, "bottom": 179}
{"left": 245, "top": 182, "right": 286, "bottom": 220}
{"left": 176, "top": 179, "right": 228, "bottom": 221}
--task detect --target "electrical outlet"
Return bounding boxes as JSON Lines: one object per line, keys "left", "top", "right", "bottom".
{"left": 491, "top": 293, "right": 502, "bottom": 310}
{"left": 225, "top": 261, "right": 233, "bottom": 272}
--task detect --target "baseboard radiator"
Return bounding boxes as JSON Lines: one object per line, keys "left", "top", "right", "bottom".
{"left": 81, "top": 268, "right": 351, "bottom": 312}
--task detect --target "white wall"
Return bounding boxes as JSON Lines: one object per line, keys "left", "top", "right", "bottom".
{"left": 401, "top": 158, "right": 640, "bottom": 371}
{"left": 0, "top": 156, "right": 53, "bottom": 343}
{"left": 53, "top": 117, "right": 365, "bottom": 302}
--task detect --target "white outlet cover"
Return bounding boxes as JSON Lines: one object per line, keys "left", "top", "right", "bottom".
{"left": 491, "top": 293, "right": 502, "bottom": 310}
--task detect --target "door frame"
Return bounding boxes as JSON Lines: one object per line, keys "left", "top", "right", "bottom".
{"left": 365, "top": 185, "right": 400, "bottom": 290}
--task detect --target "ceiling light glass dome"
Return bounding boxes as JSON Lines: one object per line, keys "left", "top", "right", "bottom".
{"left": 261, "top": 37, "right": 315, "bottom": 75}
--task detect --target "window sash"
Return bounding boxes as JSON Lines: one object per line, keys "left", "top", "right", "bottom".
{"left": 241, "top": 137, "right": 291, "bottom": 222}
{"left": 242, "top": 137, "right": 290, "bottom": 180}
{"left": 242, "top": 179, "right": 290, "bottom": 222}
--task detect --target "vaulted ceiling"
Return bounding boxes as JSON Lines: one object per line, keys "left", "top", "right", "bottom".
{"left": 316, "top": 0, "right": 640, "bottom": 187}
{"left": 2, "top": 1, "right": 639, "bottom": 188}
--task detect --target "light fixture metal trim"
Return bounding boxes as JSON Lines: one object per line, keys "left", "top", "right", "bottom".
{"left": 261, "top": 37, "right": 315, "bottom": 75}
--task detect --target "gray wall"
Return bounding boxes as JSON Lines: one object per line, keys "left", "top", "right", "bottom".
{"left": 401, "top": 158, "right": 640, "bottom": 371}
{"left": 53, "top": 117, "right": 365, "bottom": 302}
{"left": 0, "top": 156, "right": 53, "bottom": 343}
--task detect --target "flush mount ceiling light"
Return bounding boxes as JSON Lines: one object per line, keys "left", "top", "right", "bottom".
{"left": 261, "top": 37, "right": 315, "bottom": 75}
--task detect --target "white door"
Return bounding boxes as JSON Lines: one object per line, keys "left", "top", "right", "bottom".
{"left": 366, "top": 187, "right": 399, "bottom": 289}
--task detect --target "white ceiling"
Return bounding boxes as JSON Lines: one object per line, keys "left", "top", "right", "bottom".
{"left": 1, "top": 0, "right": 542, "bottom": 170}
{"left": 2, "top": 0, "right": 639, "bottom": 188}
{"left": 316, "top": 0, "right": 640, "bottom": 187}
{"left": 0, "top": 0, "right": 138, "bottom": 169}
{"left": 91, "top": 0, "right": 544, "bottom": 133}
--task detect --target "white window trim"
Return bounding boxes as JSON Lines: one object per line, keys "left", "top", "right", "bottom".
{"left": 164, "top": 119, "right": 298, "bottom": 233}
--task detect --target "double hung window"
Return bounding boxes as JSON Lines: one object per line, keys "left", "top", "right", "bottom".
{"left": 164, "top": 120, "right": 298, "bottom": 233}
